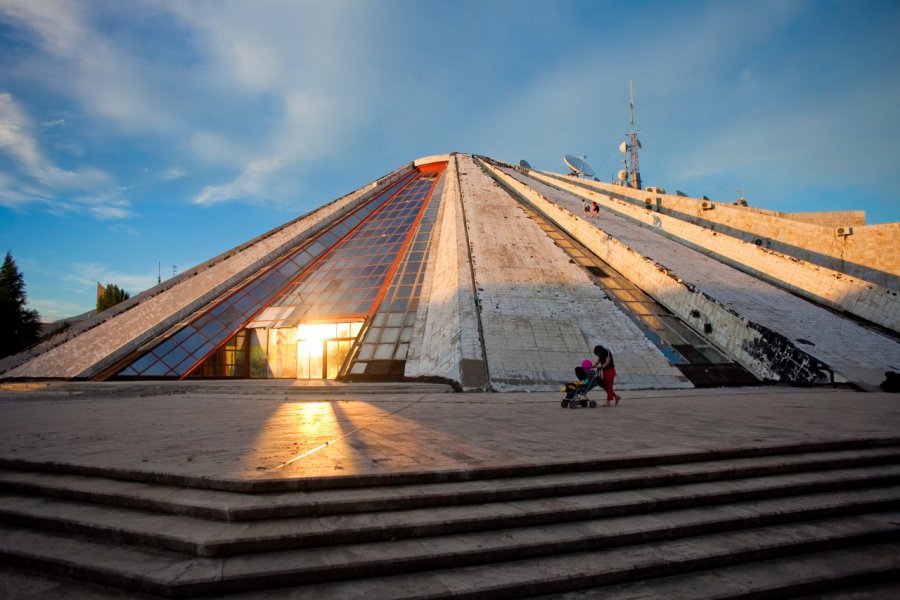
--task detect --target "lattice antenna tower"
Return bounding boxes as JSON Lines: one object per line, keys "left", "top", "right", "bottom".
{"left": 627, "top": 81, "right": 642, "bottom": 190}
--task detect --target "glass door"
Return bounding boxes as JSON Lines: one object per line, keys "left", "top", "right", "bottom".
{"left": 324, "top": 339, "right": 353, "bottom": 379}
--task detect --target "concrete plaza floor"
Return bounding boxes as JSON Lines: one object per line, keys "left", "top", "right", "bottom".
{"left": 1, "top": 382, "right": 898, "bottom": 485}
{"left": 1, "top": 381, "right": 899, "bottom": 599}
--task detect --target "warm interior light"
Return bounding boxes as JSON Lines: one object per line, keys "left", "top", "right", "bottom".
{"left": 296, "top": 323, "right": 338, "bottom": 346}
{"left": 292, "top": 321, "right": 362, "bottom": 380}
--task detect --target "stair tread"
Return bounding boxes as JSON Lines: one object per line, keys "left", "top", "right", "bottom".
{"left": 3, "top": 442, "right": 900, "bottom": 598}
{"left": 6, "top": 512, "right": 892, "bottom": 598}
{"left": 535, "top": 541, "right": 900, "bottom": 600}
{"left": 2, "top": 464, "right": 899, "bottom": 554}
{"left": 1, "top": 493, "right": 898, "bottom": 591}
{"left": 2, "top": 446, "right": 898, "bottom": 520}
{"left": 217, "top": 516, "right": 900, "bottom": 599}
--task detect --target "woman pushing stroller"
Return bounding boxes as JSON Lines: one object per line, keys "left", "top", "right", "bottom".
{"left": 592, "top": 344, "right": 621, "bottom": 406}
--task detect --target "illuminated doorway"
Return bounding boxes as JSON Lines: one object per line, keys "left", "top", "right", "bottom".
{"left": 296, "top": 321, "right": 363, "bottom": 379}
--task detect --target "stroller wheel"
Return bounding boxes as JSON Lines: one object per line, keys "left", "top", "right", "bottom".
{"left": 579, "top": 399, "right": 588, "bottom": 407}
{"left": 560, "top": 399, "right": 569, "bottom": 408}
{"left": 589, "top": 400, "right": 598, "bottom": 408}
{"left": 569, "top": 400, "right": 578, "bottom": 409}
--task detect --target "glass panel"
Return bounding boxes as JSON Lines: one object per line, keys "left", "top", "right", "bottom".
{"left": 162, "top": 346, "right": 188, "bottom": 368}
{"left": 126, "top": 353, "right": 157, "bottom": 376}
{"left": 325, "top": 339, "right": 351, "bottom": 379}
{"left": 249, "top": 329, "right": 268, "bottom": 378}
{"left": 394, "top": 342, "right": 409, "bottom": 360}
{"left": 308, "top": 344, "right": 322, "bottom": 379}
{"left": 142, "top": 362, "right": 175, "bottom": 377}
{"left": 117, "top": 169, "right": 442, "bottom": 380}
{"left": 374, "top": 344, "right": 394, "bottom": 360}
{"left": 380, "top": 328, "right": 400, "bottom": 344}
{"left": 297, "top": 340, "right": 311, "bottom": 379}
{"left": 175, "top": 355, "right": 197, "bottom": 375}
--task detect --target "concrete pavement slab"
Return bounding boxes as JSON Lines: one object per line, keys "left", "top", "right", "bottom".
{"left": 0, "top": 383, "right": 898, "bottom": 485}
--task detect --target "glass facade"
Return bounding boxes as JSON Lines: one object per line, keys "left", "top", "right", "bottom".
{"left": 347, "top": 168, "right": 446, "bottom": 378}
{"left": 117, "top": 163, "right": 445, "bottom": 380}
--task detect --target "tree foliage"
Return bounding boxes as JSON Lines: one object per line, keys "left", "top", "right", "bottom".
{"left": 97, "top": 283, "right": 130, "bottom": 313}
{"left": 0, "top": 252, "right": 42, "bottom": 358}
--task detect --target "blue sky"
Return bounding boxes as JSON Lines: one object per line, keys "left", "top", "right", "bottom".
{"left": 1, "top": 0, "right": 898, "bottom": 322}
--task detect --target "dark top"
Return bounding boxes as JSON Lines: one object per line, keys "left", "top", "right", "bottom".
{"left": 596, "top": 347, "right": 615, "bottom": 370}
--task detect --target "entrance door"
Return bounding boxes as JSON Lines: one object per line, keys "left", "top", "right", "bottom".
{"left": 295, "top": 321, "right": 363, "bottom": 380}
{"left": 324, "top": 338, "right": 353, "bottom": 379}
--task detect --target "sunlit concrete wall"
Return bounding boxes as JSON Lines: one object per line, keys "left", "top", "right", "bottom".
{"left": 570, "top": 178, "right": 899, "bottom": 291}
{"left": 777, "top": 210, "right": 866, "bottom": 227}
{"left": 486, "top": 162, "right": 830, "bottom": 384}
{"left": 1, "top": 165, "right": 414, "bottom": 380}
{"left": 463, "top": 156, "right": 688, "bottom": 391}
{"left": 531, "top": 172, "right": 899, "bottom": 333}
{"left": 407, "top": 155, "right": 487, "bottom": 389}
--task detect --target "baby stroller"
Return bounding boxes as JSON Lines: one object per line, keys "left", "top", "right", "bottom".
{"left": 560, "top": 361, "right": 600, "bottom": 409}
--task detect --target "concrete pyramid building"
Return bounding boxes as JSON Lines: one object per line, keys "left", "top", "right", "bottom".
{"left": 2, "top": 153, "right": 898, "bottom": 391}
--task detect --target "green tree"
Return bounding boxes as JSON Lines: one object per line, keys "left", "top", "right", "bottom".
{"left": 0, "top": 252, "right": 42, "bottom": 358}
{"left": 96, "top": 283, "right": 130, "bottom": 313}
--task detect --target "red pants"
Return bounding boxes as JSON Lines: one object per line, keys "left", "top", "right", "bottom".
{"left": 601, "top": 367, "right": 617, "bottom": 401}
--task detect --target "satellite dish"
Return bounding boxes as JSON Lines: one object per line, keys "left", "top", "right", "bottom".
{"left": 519, "top": 160, "right": 532, "bottom": 169}
{"left": 617, "top": 169, "right": 628, "bottom": 182}
{"left": 620, "top": 139, "right": 642, "bottom": 153}
{"left": 563, "top": 154, "right": 595, "bottom": 177}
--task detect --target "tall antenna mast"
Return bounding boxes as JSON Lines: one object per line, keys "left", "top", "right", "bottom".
{"left": 628, "top": 81, "right": 642, "bottom": 190}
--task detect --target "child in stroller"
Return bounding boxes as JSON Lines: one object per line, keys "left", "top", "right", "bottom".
{"left": 560, "top": 360, "right": 600, "bottom": 409}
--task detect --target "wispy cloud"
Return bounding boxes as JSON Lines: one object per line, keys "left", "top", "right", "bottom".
{"left": 0, "top": 92, "right": 132, "bottom": 217}
{"left": 30, "top": 297, "right": 91, "bottom": 323}
{"left": 162, "top": 167, "right": 186, "bottom": 181}
{"left": 64, "top": 261, "right": 157, "bottom": 296}
{"left": 165, "top": 1, "right": 381, "bottom": 206}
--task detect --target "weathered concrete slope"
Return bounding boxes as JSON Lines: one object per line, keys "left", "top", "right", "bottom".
{"left": 405, "top": 155, "right": 488, "bottom": 389}
{"left": 456, "top": 155, "right": 688, "bottom": 391}
{"left": 534, "top": 170, "right": 899, "bottom": 332}
{"left": 485, "top": 161, "right": 900, "bottom": 389}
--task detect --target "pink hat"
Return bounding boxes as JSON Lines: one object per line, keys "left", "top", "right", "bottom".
{"left": 581, "top": 359, "right": 593, "bottom": 370}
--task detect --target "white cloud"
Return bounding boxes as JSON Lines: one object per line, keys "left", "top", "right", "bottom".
{"left": 64, "top": 261, "right": 156, "bottom": 296}
{"left": 0, "top": 91, "right": 44, "bottom": 173}
{"left": 30, "top": 297, "right": 90, "bottom": 323}
{"left": 164, "top": 1, "right": 381, "bottom": 206}
{"left": 162, "top": 167, "right": 186, "bottom": 180}
{"left": 0, "top": 92, "right": 130, "bottom": 217}
{"left": 0, "top": 0, "right": 179, "bottom": 132}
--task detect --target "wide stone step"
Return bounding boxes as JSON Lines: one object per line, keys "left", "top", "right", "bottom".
{"left": 217, "top": 514, "right": 900, "bottom": 599}
{"left": 1, "top": 465, "right": 898, "bottom": 557}
{"left": 4, "top": 438, "right": 898, "bottom": 494}
{"left": 536, "top": 541, "right": 900, "bottom": 599}
{"left": 2, "top": 446, "right": 898, "bottom": 522}
{"left": 4, "top": 511, "right": 896, "bottom": 598}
